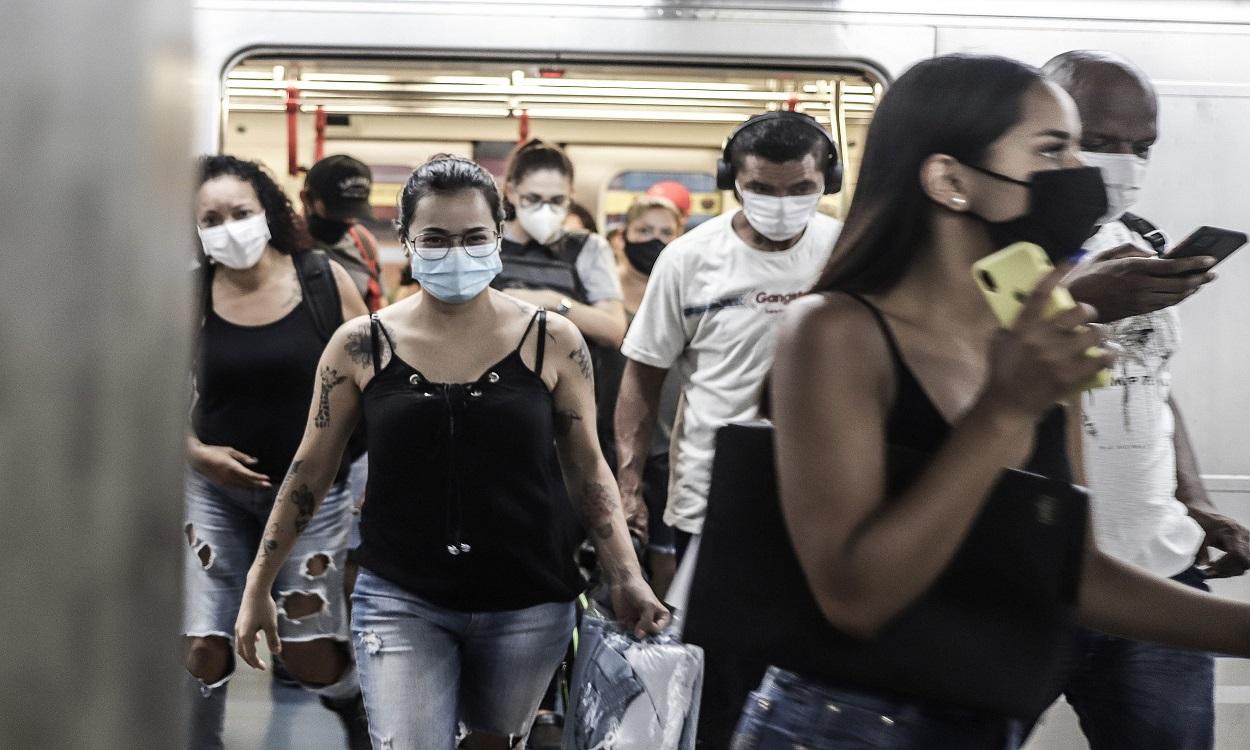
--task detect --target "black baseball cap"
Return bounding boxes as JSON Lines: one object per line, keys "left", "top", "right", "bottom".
{"left": 305, "top": 154, "right": 374, "bottom": 221}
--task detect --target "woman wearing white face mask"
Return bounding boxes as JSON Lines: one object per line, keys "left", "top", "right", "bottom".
{"left": 495, "top": 138, "right": 628, "bottom": 481}
{"left": 234, "top": 155, "right": 668, "bottom": 750}
{"left": 494, "top": 139, "right": 628, "bottom": 349}
{"left": 185, "top": 155, "right": 370, "bottom": 750}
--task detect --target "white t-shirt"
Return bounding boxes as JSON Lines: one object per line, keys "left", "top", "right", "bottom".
{"left": 1079, "top": 219, "right": 1204, "bottom": 577}
{"left": 622, "top": 210, "right": 842, "bottom": 534}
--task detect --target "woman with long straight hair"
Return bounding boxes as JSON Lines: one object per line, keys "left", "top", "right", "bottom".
{"left": 233, "top": 154, "right": 667, "bottom": 750}
{"left": 737, "top": 54, "right": 1250, "bottom": 749}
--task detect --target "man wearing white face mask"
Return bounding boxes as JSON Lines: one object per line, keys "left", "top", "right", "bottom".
{"left": 615, "top": 111, "right": 842, "bottom": 748}
{"left": 1031, "top": 51, "right": 1250, "bottom": 750}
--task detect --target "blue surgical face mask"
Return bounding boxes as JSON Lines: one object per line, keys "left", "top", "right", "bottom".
{"left": 409, "top": 243, "right": 502, "bottom": 304}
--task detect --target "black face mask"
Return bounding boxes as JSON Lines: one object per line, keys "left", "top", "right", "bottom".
{"left": 306, "top": 212, "right": 352, "bottom": 245}
{"left": 965, "top": 165, "right": 1107, "bottom": 263}
{"left": 624, "top": 238, "right": 666, "bottom": 275}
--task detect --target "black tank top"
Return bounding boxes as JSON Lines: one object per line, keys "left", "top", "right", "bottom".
{"left": 355, "top": 310, "right": 585, "bottom": 612}
{"left": 846, "top": 293, "right": 1071, "bottom": 483}
{"left": 194, "top": 291, "right": 338, "bottom": 484}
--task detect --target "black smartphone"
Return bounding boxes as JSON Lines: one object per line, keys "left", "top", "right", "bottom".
{"left": 1163, "top": 226, "right": 1247, "bottom": 266}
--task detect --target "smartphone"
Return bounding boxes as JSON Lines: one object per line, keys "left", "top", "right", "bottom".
{"left": 972, "top": 242, "right": 1110, "bottom": 389}
{"left": 1163, "top": 226, "right": 1247, "bottom": 266}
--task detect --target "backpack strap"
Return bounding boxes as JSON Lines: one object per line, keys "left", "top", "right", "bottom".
{"left": 347, "top": 226, "right": 385, "bottom": 311}
{"left": 292, "top": 249, "right": 344, "bottom": 341}
{"left": 1119, "top": 212, "right": 1168, "bottom": 254}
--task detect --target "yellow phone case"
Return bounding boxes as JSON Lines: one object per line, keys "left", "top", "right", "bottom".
{"left": 971, "top": 242, "right": 1110, "bottom": 389}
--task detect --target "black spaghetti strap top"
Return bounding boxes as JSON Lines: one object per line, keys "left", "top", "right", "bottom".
{"left": 194, "top": 292, "right": 345, "bottom": 484}
{"left": 843, "top": 293, "right": 1071, "bottom": 483}
{"left": 354, "top": 309, "right": 586, "bottom": 611}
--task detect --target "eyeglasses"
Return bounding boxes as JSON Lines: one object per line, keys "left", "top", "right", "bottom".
{"left": 405, "top": 230, "right": 501, "bottom": 261}
{"left": 516, "top": 194, "right": 569, "bottom": 210}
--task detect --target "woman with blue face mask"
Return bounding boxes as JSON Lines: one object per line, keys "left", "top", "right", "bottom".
{"left": 234, "top": 154, "right": 669, "bottom": 750}
{"left": 186, "top": 155, "right": 370, "bottom": 750}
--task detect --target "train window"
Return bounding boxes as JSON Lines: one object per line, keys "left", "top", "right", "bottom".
{"left": 220, "top": 56, "right": 881, "bottom": 284}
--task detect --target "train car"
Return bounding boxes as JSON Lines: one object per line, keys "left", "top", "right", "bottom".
{"left": 189, "top": 1, "right": 1250, "bottom": 746}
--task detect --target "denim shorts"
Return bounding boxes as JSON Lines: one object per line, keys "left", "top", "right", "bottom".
{"left": 732, "top": 667, "right": 1023, "bottom": 750}
{"left": 350, "top": 568, "right": 575, "bottom": 749}
{"left": 182, "top": 467, "right": 353, "bottom": 650}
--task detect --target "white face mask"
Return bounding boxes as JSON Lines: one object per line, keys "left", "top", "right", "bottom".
{"left": 197, "top": 212, "right": 271, "bottom": 269}
{"left": 517, "top": 203, "right": 568, "bottom": 245}
{"left": 1081, "top": 152, "right": 1149, "bottom": 225}
{"left": 737, "top": 186, "right": 822, "bottom": 242}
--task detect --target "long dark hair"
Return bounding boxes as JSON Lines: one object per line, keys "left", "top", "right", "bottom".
{"left": 196, "top": 154, "right": 308, "bottom": 255}
{"left": 396, "top": 154, "right": 506, "bottom": 244}
{"left": 814, "top": 55, "right": 1044, "bottom": 294}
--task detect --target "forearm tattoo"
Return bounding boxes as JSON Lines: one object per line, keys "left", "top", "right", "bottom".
{"left": 315, "top": 366, "right": 348, "bottom": 427}
{"left": 580, "top": 480, "right": 619, "bottom": 541}
{"left": 554, "top": 409, "right": 582, "bottom": 437}
{"left": 569, "top": 341, "right": 593, "bottom": 383}
{"left": 291, "top": 484, "right": 316, "bottom": 534}
{"left": 259, "top": 522, "right": 280, "bottom": 559}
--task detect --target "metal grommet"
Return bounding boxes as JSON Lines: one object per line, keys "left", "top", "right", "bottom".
{"left": 880, "top": 715, "right": 895, "bottom": 727}
{"left": 487, "top": 371, "right": 500, "bottom": 384}
{"left": 468, "top": 388, "right": 482, "bottom": 398}
{"left": 408, "top": 374, "right": 421, "bottom": 386}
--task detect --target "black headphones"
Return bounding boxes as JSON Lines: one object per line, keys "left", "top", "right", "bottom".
{"left": 715, "top": 111, "right": 843, "bottom": 194}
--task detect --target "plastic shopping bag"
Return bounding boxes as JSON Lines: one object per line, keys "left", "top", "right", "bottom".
{"left": 563, "top": 609, "right": 704, "bottom": 750}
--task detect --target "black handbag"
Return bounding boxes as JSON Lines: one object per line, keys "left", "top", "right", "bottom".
{"left": 684, "top": 421, "right": 1088, "bottom": 720}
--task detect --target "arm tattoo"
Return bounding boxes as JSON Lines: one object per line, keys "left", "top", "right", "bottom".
{"left": 569, "top": 341, "right": 593, "bottom": 383}
{"left": 290, "top": 484, "right": 316, "bottom": 534}
{"left": 344, "top": 326, "right": 373, "bottom": 368}
{"left": 315, "top": 367, "right": 349, "bottom": 427}
{"left": 580, "top": 480, "right": 619, "bottom": 541}
{"left": 554, "top": 409, "right": 582, "bottom": 437}
{"left": 259, "top": 523, "right": 280, "bottom": 558}
{"left": 276, "top": 460, "right": 302, "bottom": 498}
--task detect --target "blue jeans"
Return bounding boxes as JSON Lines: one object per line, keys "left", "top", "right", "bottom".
{"left": 182, "top": 468, "right": 356, "bottom": 750}
{"left": 1049, "top": 565, "right": 1215, "bottom": 750}
{"left": 350, "top": 569, "right": 575, "bottom": 750}
{"left": 732, "top": 667, "right": 1023, "bottom": 750}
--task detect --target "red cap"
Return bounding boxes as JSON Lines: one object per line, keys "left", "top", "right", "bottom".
{"left": 646, "top": 180, "right": 691, "bottom": 216}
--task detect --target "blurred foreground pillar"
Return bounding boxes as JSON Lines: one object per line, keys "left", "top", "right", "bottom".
{"left": 0, "top": 1, "right": 192, "bottom": 747}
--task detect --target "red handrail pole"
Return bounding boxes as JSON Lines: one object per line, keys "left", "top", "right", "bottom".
{"left": 286, "top": 85, "right": 300, "bottom": 176}
{"left": 314, "top": 105, "right": 327, "bottom": 162}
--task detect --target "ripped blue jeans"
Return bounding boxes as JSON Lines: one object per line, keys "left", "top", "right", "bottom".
{"left": 351, "top": 568, "right": 575, "bottom": 750}
{"left": 182, "top": 468, "right": 355, "bottom": 750}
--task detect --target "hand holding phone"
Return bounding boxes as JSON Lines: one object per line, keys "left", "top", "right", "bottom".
{"left": 1163, "top": 226, "right": 1247, "bottom": 266}
{"left": 973, "top": 242, "right": 1111, "bottom": 390}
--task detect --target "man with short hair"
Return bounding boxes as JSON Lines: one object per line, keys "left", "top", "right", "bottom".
{"left": 302, "top": 155, "right": 386, "bottom": 312}
{"left": 1041, "top": 50, "right": 1250, "bottom": 750}
{"left": 614, "top": 111, "right": 843, "bottom": 747}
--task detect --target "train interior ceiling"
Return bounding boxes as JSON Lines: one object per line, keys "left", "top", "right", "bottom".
{"left": 223, "top": 56, "right": 880, "bottom": 276}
